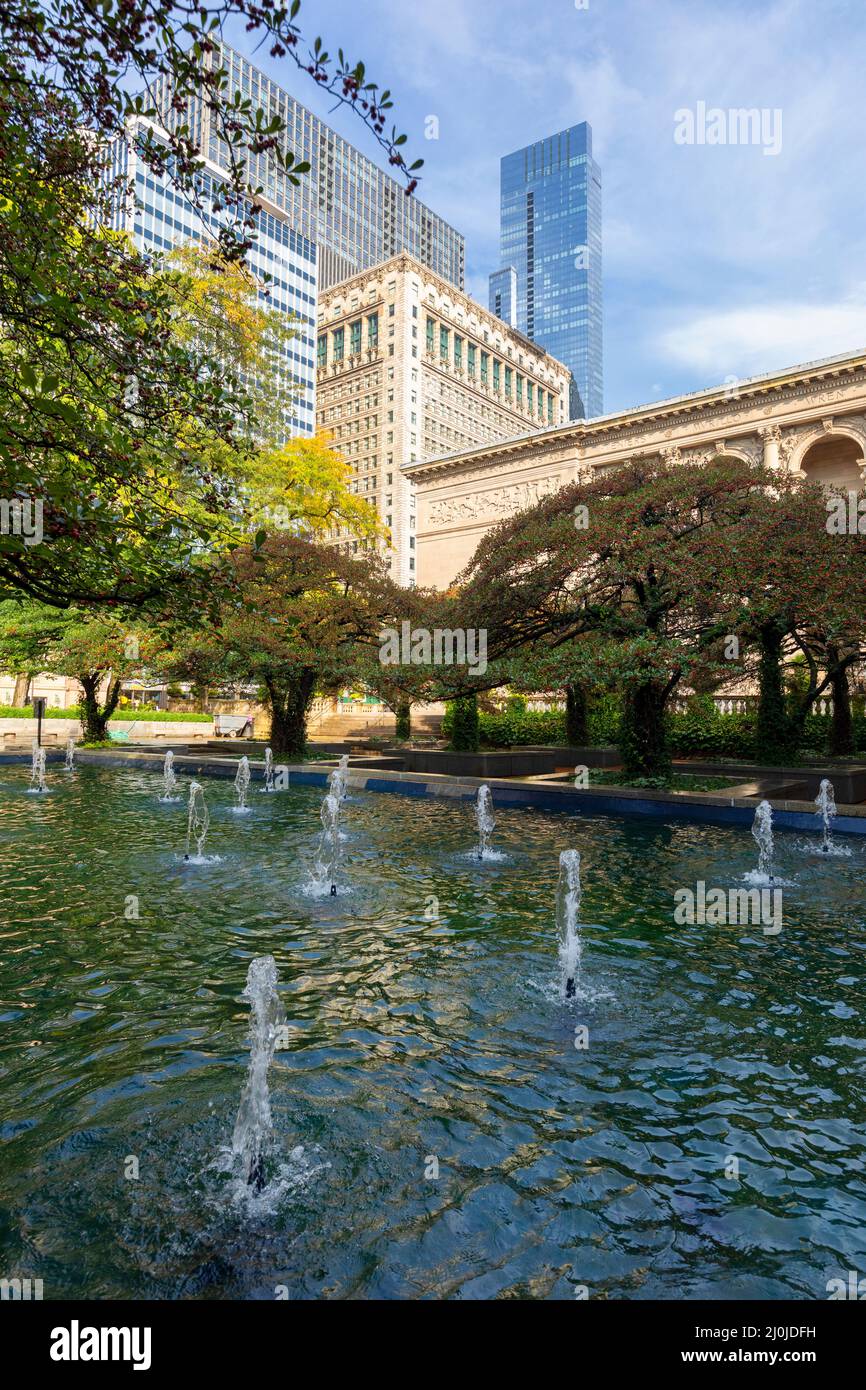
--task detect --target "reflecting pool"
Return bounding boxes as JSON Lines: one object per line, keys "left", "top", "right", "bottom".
{"left": 0, "top": 764, "right": 864, "bottom": 1299}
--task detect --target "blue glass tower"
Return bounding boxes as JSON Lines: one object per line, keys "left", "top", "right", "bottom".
{"left": 490, "top": 122, "right": 602, "bottom": 419}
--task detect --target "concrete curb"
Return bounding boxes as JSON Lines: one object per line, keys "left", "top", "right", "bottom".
{"left": 5, "top": 748, "right": 864, "bottom": 839}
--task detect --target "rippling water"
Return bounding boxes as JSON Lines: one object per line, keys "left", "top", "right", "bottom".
{"left": 0, "top": 762, "right": 864, "bottom": 1300}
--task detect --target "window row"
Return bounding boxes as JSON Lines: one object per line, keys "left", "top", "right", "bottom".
{"left": 318, "top": 314, "right": 379, "bottom": 367}
{"left": 424, "top": 318, "right": 555, "bottom": 422}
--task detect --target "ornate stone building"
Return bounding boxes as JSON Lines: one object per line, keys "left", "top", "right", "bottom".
{"left": 406, "top": 348, "right": 866, "bottom": 587}
{"left": 316, "top": 252, "right": 571, "bottom": 586}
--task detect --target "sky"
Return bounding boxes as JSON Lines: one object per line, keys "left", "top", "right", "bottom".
{"left": 222, "top": 0, "right": 866, "bottom": 415}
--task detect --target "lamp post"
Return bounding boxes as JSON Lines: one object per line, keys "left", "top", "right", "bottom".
{"left": 32, "top": 695, "right": 47, "bottom": 747}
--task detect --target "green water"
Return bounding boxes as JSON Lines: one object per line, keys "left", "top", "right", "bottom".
{"left": 0, "top": 763, "right": 864, "bottom": 1300}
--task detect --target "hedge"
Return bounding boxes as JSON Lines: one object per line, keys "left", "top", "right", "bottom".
{"left": 0, "top": 704, "right": 212, "bottom": 723}
{"left": 465, "top": 696, "right": 866, "bottom": 759}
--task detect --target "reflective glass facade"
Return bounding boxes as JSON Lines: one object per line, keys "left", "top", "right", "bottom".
{"left": 110, "top": 130, "right": 317, "bottom": 436}
{"left": 490, "top": 122, "right": 602, "bottom": 419}
{"left": 150, "top": 43, "right": 465, "bottom": 292}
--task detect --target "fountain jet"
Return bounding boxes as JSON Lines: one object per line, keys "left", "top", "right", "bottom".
{"left": 232, "top": 955, "right": 285, "bottom": 1194}
{"left": 751, "top": 800, "right": 775, "bottom": 882}
{"left": 556, "top": 849, "right": 582, "bottom": 998}
{"left": 234, "top": 755, "right": 251, "bottom": 812}
{"left": 815, "top": 778, "right": 837, "bottom": 853}
{"left": 313, "top": 791, "right": 342, "bottom": 895}
{"left": 64, "top": 738, "right": 75, "bottom": 772}
{"left": 475, "top": 784, "right": 496, "bottom": 860}
{"left": 160, "top": 749, "right": 178, "bottom": 801}
{"left": 29, "top": 741, "right": 47, "bottom": 794}
{"left": 263, "top": 747, "right": 275, "bottom": 793}
{"left": 184, "top": 780, "right": 210, "bottom": 860}
{"left": 328, "top": 753, "right": 349, "bottom": 802}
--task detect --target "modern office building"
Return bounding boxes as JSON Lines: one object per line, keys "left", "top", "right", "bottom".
{"left": 107, "top": 122, "right": 319, "bottom": 436}
{"left": 489, "top": 122, "right": 603, "bottom": 419}
{"left": 148, "top": 41, "right": 465, "bottom": 293}
{"left": 317, "top": 252, "right": 571, "bottom": 586}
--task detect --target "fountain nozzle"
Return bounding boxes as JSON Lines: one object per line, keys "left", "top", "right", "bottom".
{"left": 330, "top": 883, "right": 337, "bottom": 896}
{"left": 248, "top": 1153, "right": 266, "bottom": 1193}
{"left": 566, "top": 977, "right": 576, "bottom": 998}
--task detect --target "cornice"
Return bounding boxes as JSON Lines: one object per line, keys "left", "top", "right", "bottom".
{"left": 404, "top": 352, "right": 866, "bottom": 480}
{"left": 319, "top": 251, "right": 571, "bottom": 379}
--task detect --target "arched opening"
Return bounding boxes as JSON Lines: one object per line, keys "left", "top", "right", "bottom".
{"left": 799, "top": 435, "right": 864, "bottom": 490}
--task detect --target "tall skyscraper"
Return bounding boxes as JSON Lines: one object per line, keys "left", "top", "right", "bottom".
{"left": 112, "top": 41, "right": 466, "bottom": 440}
{"left": 108, "top": 128, "right": 319, "bottom": 436}
{"left": 489, "top": 122, "right": 602, "bottom": 419}
{"left": 149, "top": 42, "right": 465, "bottom": 292}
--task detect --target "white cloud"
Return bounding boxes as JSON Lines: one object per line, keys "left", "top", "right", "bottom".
{"left": 657, "top": 287, "right": 866, "bottom": 378}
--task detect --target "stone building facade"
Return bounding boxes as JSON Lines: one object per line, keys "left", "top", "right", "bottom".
{"left": 316, "top": 252, "right": 571, "bottom": 586}
{"left": 405, "top": 348, "right": 866, "bottom": 587}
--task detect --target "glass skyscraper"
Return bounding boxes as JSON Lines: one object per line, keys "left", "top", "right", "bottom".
{"left": 149, "top": 42, "right": 465, "bottom": 292}
{"left": 111, "top": 41, "right": 466, "bottom": 439}
{"left": 490, "top": 122, "right": 602, "bottom": 419}
{"left": 108, "top": 129, "right": 318, "bottom": 436}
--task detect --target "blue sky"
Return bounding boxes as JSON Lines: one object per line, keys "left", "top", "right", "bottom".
{"left": 223, "top": 0, "right": 866, "bottom": 414}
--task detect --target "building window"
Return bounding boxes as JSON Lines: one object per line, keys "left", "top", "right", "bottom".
{"left": 426, "top": 316, "right": 435, "bottom": 353}
{"left": 317, "top": 333, "right": 327, "bottom": 368}
{"left": 527, "top": 380, "right": 533, "bottom": 411}
{"left": 440, "top": 325, "right": 449, "bottom": 360}
{"left": 333, "top": 327, "right": 344, "bottom": 362}
{"left": 517, "top": 374, "right": 523, "bottom": 405}
{"left": 468, "top": 343, "right": 476, "bottom": 377}
{"left": 454, "top": 335, "right": 463, "bottom": 369}
{"left": 505, "top": 366, "right": 512, "bottom": 399}
{"left": 493, "top": 360, "right": 501, "bottom": 392}
{"left": 548, "top": 393, "right": 554, "bottom": 424}
{"left": 367, "top": 312, "right": 379, "bottom": 347}
{"left": 480, "top": 351, "right": 489, "bottom": 384}
{"left": 350, "top": 320, "right": 362, "bottom": 356}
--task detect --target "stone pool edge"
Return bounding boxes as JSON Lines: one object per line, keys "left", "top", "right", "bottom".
{"left": 6, "top": 749, "right": 866, "bottom": 838}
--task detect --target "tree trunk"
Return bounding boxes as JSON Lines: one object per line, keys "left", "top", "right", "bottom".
{"left": 78, "top": 671, "right": 120, "bottom": 743}
{"left": 565, "top": 683, "right": 588, "bottom": 746}
{"left": 829, "top": 661, "right": 854, "bottom": 757}
{"left": 754, "top": 623, "right": 797, "bottom": 764}
{"left": 266, "top": 672, "right": 316, "bottom": 759}
{"left": 620, "top": 680, "right": 671, "bottom": 780}
{"left": 13, "top": 673, "right": 30, "bottom": 707}
{"left": 394, "top": 700, "right": 411, "bottom": 741}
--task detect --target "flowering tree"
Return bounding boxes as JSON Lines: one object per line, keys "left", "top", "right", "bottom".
{"left": 457, "top": 458, "right": 773, "bottom": 779}
{"left": 718, "top": 477, "right": 866, "bottom": 760}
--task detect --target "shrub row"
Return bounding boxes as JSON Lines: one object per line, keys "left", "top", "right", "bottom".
{"left": 466, "top": 697, "right": 866, "bottom": 760}
{"left": 0, "top": 704, "right": 212, "bottom": 723}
